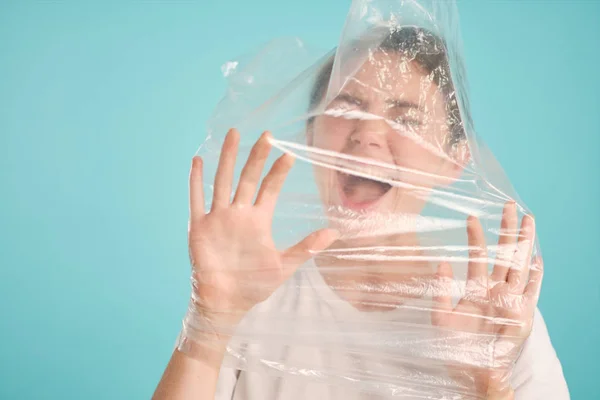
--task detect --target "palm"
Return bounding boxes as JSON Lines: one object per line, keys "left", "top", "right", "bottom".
{"left": 431, "top": 203, "right": 542, "bottom": 395}
{"left": 433, "top": 282, "right": 532, "bottom": 337}
{"left": 190, "top": 208, "right": 282, "bottom": 313}
{"left": 187, "top": 129, "right": 337, "bottom": 325}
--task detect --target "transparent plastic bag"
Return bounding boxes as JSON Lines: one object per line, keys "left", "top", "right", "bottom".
{"left": 178, "top": 1, "right": 542, "bottom": 398}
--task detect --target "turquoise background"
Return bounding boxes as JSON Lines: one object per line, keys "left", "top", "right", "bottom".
{"left": 1, "top": 1, "right": 598, "bottom": 399}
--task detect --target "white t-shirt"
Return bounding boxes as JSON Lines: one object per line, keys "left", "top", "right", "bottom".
{"left": 213, "top": 260, "right": 569, "bottom": 400}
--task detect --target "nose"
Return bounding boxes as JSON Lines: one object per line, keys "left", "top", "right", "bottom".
{"left": 348, "top": 117, "right": 390, "bottom": 149}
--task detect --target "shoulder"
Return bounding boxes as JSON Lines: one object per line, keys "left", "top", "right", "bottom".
{"left": 214, "top": 263, "right": 321, "bottom": 400}
{"left": 511, "top": 308, "right": 570, "bottom": 399}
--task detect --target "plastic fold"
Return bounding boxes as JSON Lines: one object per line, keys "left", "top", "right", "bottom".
{"left": 178, "top": 1, "right": 543, "bottom": 398}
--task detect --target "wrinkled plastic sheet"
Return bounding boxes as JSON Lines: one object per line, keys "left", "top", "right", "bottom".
{"left": 179, "top": 1, "right": 542, "bottom": 398}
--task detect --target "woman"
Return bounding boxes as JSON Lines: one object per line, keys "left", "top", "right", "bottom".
{"left": 154, "top": 27, "right": 569, "bottom": 400}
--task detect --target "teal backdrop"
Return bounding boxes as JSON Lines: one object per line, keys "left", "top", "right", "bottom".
{"left": 1, "top": 1, "right": 598, "bottom": 399}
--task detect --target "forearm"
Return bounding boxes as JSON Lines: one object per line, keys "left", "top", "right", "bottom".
{"left": 153, "top": 339, "right": 226, "bottom": 400}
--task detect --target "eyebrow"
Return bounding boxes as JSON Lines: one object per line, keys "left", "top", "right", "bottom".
{"left": 334, "top": 93, "right": 362, "bottom": 104}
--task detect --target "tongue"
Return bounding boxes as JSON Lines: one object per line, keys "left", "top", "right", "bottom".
{"left": 344, "top": 178, "right": 387, "bottom": 204}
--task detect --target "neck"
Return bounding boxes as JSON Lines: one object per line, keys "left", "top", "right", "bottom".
{"left": 314, "top": 232, "right": 431, "bottom": 312}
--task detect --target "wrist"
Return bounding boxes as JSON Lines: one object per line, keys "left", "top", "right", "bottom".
{"left": 177, "top": 301, "right": 239, "bottom": 366}
{"left": 176, "top": 332, "right": 227, "bottom": 369}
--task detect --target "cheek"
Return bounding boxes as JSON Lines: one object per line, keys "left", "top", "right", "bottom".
{"left": 312, "top": 116, "right": 353, "bottom": 150}
{"left": 311, "top": 117, "right": 353, "bottom": 201}
{"left": 389, "top": 134, "right": 447, "bottom": 182}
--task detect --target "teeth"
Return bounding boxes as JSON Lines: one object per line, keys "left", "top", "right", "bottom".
{"left": 341, "top": 168, "right": 389, "bottom": 181}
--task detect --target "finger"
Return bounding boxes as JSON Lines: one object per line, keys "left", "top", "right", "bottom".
{"left": 255, "top": 153, "right": 295, "bottom": 212}
{"left": 189, "top": 156, "right": 205, "bottom": 219}
{"left": 212, "top": 128, "right": 240, "bottom": 208}
{"left": 524, "top": 256, "right": 544, "bottom": 303}
{"left": 432, "top": 261, "right": 454, "bottom": 326}
{"left": 466, "top": 216, "right": 489, "bottom": 283}
{"left": 232, "top": 131, "right": 272, "bottom": 205}
{"left": 491, "top": 201, "right": 518, "bottom": 282}
{"left": 281, "top": 228, "right": 339, "bottom": 274}
{"left": 508, "top": 215, "right": 535, "bottom": 293}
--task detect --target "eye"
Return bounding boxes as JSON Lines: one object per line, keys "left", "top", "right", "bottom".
{"left": 393, "top": 116, "right": 422, "bottom": 127}
{"left": 390, "top": 107, "right": 424, "bottom": 128}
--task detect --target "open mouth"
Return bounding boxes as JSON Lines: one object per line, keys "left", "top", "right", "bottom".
{"left": 337, "top": 171, "right": 393, "bottom": 211}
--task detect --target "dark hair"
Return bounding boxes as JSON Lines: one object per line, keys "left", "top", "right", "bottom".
{"left": 308, "top": 26, "right": 466, "bottom": 146}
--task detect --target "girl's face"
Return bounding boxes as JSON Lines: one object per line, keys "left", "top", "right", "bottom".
{"left": 310, "top": 50, "right": 464, "bottom": 219}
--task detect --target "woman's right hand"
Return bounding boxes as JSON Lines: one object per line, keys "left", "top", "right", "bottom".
{"left": 186, "top": 128, "right": 338, "bottom": 338}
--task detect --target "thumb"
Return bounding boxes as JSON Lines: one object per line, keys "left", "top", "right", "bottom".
{"left": 281, "top": 228, "right": 339, "bottom": 271}
{"left": 432, "top": 261, "right": 454, "bottom": 326}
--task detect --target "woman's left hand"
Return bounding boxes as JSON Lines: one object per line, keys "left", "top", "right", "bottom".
{"left": 431, "top": 201, "right": 542, "bottom": 399}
